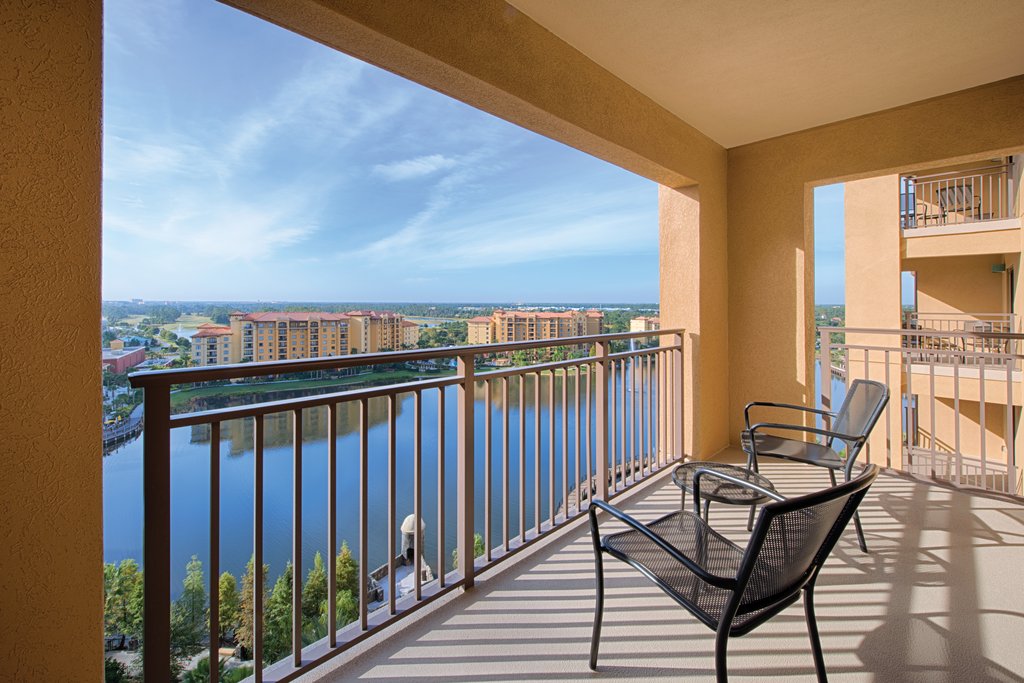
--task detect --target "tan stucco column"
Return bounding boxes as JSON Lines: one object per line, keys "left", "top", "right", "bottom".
{"left": 845, "top": 175, "right": 903, "bottom": 466}
{"left": 0, "top": 2, "right": 103, "bottom": 679}
{"left": 660, "top": 183, "right": 730, "bottom": 459}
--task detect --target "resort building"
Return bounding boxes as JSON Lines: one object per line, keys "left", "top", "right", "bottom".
{"left": 231, "top": 311, "right": 350, "bottom": 363}
{"left": 100, "top": 341, "right": 146, "bottom": 374}
{"left": 190, "top": 323, "right": 233, "bottom": 367}
{"left": 345, "top": 310, "right": 405, "bottom": 353}
{"left": 629, "top": 315, "right": 660, "bottom": 333}
{"left": 190, "top": 313, "right": 350, "bottom": 366}
{"left": 8, "top": 2, "right": 1024, "bottom": 681}
{"left": 468, "top": 309, "right": 603, "bottom": 345}
{"left": 401, "top": 320, "right": 420, "bottom": 348}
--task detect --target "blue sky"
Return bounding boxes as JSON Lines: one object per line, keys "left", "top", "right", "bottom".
{"left": 814, "top": 184, "right": 846, "bottom": 304}
{"left": 101, "top": 0, "right": 659, "bottom": 303}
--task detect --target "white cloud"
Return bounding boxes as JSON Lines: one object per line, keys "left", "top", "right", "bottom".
{"left": 372, "top": 154, "right": 459, "bottom": 182}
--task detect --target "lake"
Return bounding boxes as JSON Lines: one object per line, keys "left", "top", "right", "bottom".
{"left": 105, "top": 371, "right": 638, "bottom": 596}
{"left": 104, "top": 361, "right": 845, "bottom": 595}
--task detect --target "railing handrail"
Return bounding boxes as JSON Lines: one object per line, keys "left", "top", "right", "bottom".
{"left": 902, "top": 163, "right": 1012, "bottom": 183}
{"left": 129, "top": 329, "right": 682, "bottom": 388}
{"left": 909, "top": 311, "right": 1014, "bottom": 319}
{"left": 819, "top": 325, "right": 1024, "bottom": 342}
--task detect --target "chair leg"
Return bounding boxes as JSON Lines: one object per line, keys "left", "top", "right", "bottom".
{"left": 746, "top": 504, "right": 756, "bottom": 532}
{"left": 803, "top": 587, "right": 829, "bottom": 682}
{"left": 853, "top": 510, "right": 868, "bottom": 553}
{"left": 589, "top": 550, "right": 605, "bottom": 670}
{"left": 703, "top": 498, "right": 711, "bottom": 522}
{"left": 714, "top": 621, "right": 731, "bottom": 683}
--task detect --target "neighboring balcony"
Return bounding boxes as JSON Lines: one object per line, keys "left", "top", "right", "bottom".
{"left": 820, "top": 325, "right": 1022, "bottom": 495}
{"left": 899, "top": 161, "right": 1021, "bottom": 259}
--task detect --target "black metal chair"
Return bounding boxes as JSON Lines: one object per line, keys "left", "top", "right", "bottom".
{"left": 741, "top": 378, "right": 889, "bottom": 551}
{"left": 589, "top": 464, "right": 879, "bottom": 682}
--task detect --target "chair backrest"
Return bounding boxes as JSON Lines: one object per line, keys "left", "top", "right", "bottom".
{"left": 938, "top": 184, "right": 974, "bottom": 213}
{"left": 735, "top": 464, "right": 879, "bottom": 609}
{"left": 831, "top": 379, "right": 889, "bottom": 454}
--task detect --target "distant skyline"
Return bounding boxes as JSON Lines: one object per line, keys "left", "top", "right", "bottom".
{"left": 102, "top": 0, "right": 658, "bottom": 303}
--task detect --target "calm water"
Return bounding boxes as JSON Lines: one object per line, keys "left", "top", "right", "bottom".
{"left": 104, "top": 372, "right": 653, "bottom": 596}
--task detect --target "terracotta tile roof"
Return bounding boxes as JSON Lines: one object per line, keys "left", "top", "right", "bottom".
{"left": 402, "top": 320, "right": 419, "bottom": 328}
{"left": 467, "top": 316, "right": 493, "bottom": 323}
{"left": 243, "top": 311, "right": 350, "bottom": 322}
{"left": 193, "top": 326, "right": 232, "bottom": 338}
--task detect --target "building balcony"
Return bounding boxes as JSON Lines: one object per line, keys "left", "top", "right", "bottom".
{"left": 301, "top": 456, "right": 1023, "bottom": 682}
{"left": 131, "top": 328, "right": 1024, "bottom": 681}
{"left": 901, "top": 161, "right": 1018, "bottom": 230}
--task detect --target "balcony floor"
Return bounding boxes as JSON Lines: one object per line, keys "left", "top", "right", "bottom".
{"left": 302, "top": 451, "right": 1024, "bottom": 682}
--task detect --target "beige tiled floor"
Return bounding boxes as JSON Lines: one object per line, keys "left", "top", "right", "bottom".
{"left": 301, "top": 454, "right": 1024, "bottom": 682}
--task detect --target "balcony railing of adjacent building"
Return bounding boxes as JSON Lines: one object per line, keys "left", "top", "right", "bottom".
{"left": 130, "top": 329, "right": 684, "bottom": 682}
{"left": 900, "top": 162, "right": 1015, "bottom": 229}
{"left": 902, "top": 311, "right": 1018, "bottom": 356}
{"left": 820, "top": 326, "right": 1022, "bottom": 497}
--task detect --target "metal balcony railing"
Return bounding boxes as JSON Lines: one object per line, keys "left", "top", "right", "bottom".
{"left": 819, "top": 326, "right": 1022, "bottom": 498}
{"left": 902, "top": 311, "right": 1018, "bottom": 355}
{"left": 130, "top": 330, "right": 684, "bottom": 682}
{"left": 900, "top": 163, "right": 1015, "bottom": 229}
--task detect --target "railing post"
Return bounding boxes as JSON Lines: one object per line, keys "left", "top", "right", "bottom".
{"left": 821, "top": 329, "right": 832, "bottom": 412}
{"left": 673, "top": 333, "right": 684, "bottom": 460}
{"left": 139, "top": 380, "right": 171, "bottom": 680}
{"left": 456, "top": 353, "right": 476, "bottom": 587}
{"left": 595, "top": 340, "right": 610, "bottom": 500}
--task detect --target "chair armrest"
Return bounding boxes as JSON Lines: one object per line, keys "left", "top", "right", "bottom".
{"left": 589, "top": 499, "right": 736, "bottom": 589}
{"left": 746, "top": 422, "right": 864, "bottom": 456}
{"left": 744, "top": 401, "right": 835, "bottom": 430}
{"left": 692, "top": 467, "right": 786, "bottom": 517}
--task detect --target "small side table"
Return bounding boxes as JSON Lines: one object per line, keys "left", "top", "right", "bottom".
{"left": 672, "top": 462, "right": 777, "bottom": 528}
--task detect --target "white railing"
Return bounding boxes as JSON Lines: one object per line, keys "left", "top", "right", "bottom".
{"left": 820, "top": 326, "right": 1022, "bottom": 497}
{"left": 900, "top": 163, "right": 1015, "bottom": 229}
{"left": 130, "top": 330, "right": 685, "bottom": 682}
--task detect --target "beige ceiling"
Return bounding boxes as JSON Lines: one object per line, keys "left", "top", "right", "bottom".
{"left": 506, "top": 0, "right": 1024, "bottom": 148}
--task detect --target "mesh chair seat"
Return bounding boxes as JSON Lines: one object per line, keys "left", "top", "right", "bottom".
{"left": 741, "top": 431, "right": 844, "bottom": 469}
{"left": 589, "top": 465, "right": 880, "bottom": 682}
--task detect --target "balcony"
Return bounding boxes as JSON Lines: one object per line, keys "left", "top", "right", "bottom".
{"left": 301, "top": 456, "right": 1024, "bottom": 681}
{"left": 901, "top": 162, "right": 1016, "bottom": 230}
{"left": 131, "top": 330, "right": 685, "bottom": 681}
{"left": 820, "top": 326, "right": 1022, "bottom": 495}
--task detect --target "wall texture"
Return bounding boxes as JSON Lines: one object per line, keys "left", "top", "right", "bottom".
{"left": 0, "top": 1, "right": 103, "bottom": 679}
{"left": 728, "top": 76, "right": 1024, "bottom": 445}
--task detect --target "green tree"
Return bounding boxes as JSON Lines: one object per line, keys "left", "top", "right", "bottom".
{"left": 218, "top": 571, "right": 241, "bottom": 643}
{"left": 334, "top": 542, "right": 358, "bottom": 596}
{"left": 104, "top": 559, "right": 143, "bottom": 636}
{"left": 302, "top": 552, "right": 327, "bottom": 624}
{"left": 333, "top": 542, "right": 360, "bottom": 627}
{"left": 237, "top": 556, "right": 268, "bottom": 660}
{"left": 171, "top": 555, "right": 207, "bottom": 660}
{"left": 451, "top": 533, "right": 486, "bottom": 568}
{"left": 104, "top": 657, "right": 130, "bottom": 683}
{"left": 263, "top": 562, "right": 293, "bottom": 664}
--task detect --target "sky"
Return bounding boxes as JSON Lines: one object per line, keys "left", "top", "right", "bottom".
{"left": 101, "top": 0, "right": 659, "bottom": 303}
{"left": 814, "top": 183, "right": 915, "bottom": 306}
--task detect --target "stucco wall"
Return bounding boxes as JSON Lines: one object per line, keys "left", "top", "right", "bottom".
{"left": 911, "top": 254, "right": 1008, "bottom": 315}
{"left": 0, "top": 2, "right": 103, "bottom": 679}
{"left": 727, "top": 76, "right": 1024, "bottom": 445}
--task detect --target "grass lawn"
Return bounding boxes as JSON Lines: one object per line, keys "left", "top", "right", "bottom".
{"left": 158, "top": 314, "right": 213, "bottom": 334}
{"left": 170, "top": 368, "right": 450, "bottom": 409}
